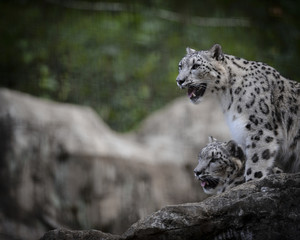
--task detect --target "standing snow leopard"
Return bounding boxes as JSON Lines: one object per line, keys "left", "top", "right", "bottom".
{"left": 176, "top": 44, "right": 300, "bottom": 181}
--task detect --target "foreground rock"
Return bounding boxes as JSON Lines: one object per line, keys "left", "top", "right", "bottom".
{"left": 124, "top": 173, "right": 300, "bottom": 240}
{"left": 41, "top": 173, "right": 300, "bottom": 240}
{"left": 40, "top": 229, "right": 120, "bottom": 240}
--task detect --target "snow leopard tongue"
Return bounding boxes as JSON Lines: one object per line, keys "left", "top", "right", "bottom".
{"left": 188, "top": 84, "right": 207, "bottom": 99}
{"left": 201, "top": 181, "right": 208, "bottom": 187}
{"left": 188, "top": 87, "right": 196, "bottom": 98}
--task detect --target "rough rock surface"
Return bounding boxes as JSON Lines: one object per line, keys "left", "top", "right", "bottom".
{"left": 124, "top": 173, "right": 300, "bottom": 240}
{"left": 40, "top": 229, "right": 120, "bottom": 240}
{"left": 0, "top": 89, "right": 230, "bottom": 239}
{"left": 41, "top": 173, "right": 300, "bottom": 240}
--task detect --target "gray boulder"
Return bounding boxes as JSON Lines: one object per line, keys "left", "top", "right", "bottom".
{"left": 128, "top": 96, "right": 230, "bottom": 165}
{"left": 1, "top": 89, "right": 218, "bottom": 239}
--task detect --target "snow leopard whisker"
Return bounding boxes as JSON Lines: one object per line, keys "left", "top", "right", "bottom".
{"left": 189, "top": 81, "right": 210, "bottom": 88}
{"left": 189, "top": 80, "right": 212, "bottom": 87}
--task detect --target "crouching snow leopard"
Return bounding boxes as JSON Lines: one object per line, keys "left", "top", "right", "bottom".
{"left": 194, "top": 137, "right": 283, "bottom": 195}
{"left": 176, "top": 44, "right": 300, "bottom": 181}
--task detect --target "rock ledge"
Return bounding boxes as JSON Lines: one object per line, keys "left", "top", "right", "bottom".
{"left": 41, "top": 173, "right": 300, "bottom": 240}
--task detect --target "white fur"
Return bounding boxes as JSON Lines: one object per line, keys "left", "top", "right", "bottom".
{"left": 225, "top": 112, "right": 247, "bottom": 150}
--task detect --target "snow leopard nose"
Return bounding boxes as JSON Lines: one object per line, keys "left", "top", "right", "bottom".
{"left": 176, "top": 78, "right": 185, "bottom": 88}
{"left": 176, "top": 74, "right": 186, "bottom": 88}
{"left": 194, "top": 169, "right": 202, "bottom": 177}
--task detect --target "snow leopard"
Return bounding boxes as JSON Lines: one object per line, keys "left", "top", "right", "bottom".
{"left": 194, "top": 137, "right": 283, "bottom": 194}
{"left": 176, "top": 44, "right": 300, "bottom": 181}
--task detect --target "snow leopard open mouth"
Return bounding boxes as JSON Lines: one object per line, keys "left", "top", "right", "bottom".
{"left": 198, "top": 176, "right": 219, "bottom": 190}
{"left": 187, "top": 83, "right": 207, "bottom": 102}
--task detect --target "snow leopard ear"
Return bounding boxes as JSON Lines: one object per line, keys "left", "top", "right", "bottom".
{"left": 209, "top": 44, "right": 224, "bottom": 61}
{"left": 186, "top": 47, "right": 196, "bottom": 55}
{"left": 208, "top": 136, "right": 218, "bottom": 143}
{"left": 225, "top": 140, "right": 245, "bottom": 161}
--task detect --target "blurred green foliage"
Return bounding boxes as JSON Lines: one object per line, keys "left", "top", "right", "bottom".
{"left": 0, "top": 0, "right": 299, "bottom": 131}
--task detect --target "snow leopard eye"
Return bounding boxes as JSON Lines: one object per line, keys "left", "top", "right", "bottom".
{"left": 191, "top": 64, "right": 200, "bottom": 70}
{"left": 178, "top": 63, "right": 182, "bottom": 72}
{"left": 210, "top": 158, "right": 221, "bottom": 164}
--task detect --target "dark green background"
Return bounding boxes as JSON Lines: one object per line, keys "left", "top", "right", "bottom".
{"left": 1, "top": 0, "right": 299, "bottom": 131}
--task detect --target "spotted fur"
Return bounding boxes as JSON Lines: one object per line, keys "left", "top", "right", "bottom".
{"left": 177, "top": 44, "right": 300, "bottom": 181}
{"left": 194, "top": 137, "right": 283, "bottom": 195}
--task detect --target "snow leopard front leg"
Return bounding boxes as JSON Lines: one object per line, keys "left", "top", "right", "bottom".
{"left": 245, "top": 130, "right": 280, "bottom": 181}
